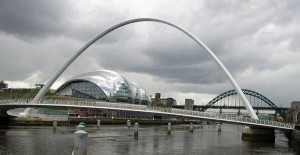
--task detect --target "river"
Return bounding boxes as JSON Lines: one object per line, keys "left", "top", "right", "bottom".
{"left": 0, "top": 124, "right": 295, "bottom": 155}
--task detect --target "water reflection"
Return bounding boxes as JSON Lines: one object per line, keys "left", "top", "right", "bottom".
{"left": 0, "top": 128, "right": 73, "bottom": 154}
{"left": 0, "top": 124, "right": 295, "bottom": 155}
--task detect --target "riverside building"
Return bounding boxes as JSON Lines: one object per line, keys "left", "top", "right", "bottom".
{"left": 56, "top": 70, "right": 151, "bottom": 105}
{"left": 38, "top": 70, "right": 154, "bottom": 118}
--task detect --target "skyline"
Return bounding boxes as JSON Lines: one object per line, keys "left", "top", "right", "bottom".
{"left": 1, "top": 1, "right": 300, "bottom": 106}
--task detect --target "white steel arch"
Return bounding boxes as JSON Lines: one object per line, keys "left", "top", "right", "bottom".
{"left": 29, "top": 18, "right": 258, "bottom": 119}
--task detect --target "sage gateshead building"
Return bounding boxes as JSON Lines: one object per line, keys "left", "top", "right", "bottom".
{"left": 56, "top": 70, "right": 151, "bottom": 105}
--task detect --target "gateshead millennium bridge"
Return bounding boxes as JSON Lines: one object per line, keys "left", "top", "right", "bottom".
{"left": 0, "top": 99, "right": 294, "bottom": 130}
{"left": 0, "top": 18, "right": 295, "bottom": 132}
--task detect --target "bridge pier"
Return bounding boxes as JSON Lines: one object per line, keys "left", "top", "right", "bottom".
{"left": 53, "top": 119, "right": 57, "bottom": 131}
{"left": 134, "top": 123, "right": 139, "bottom": 139}
{"left": 97, "top": 119, "right": 100, "bottom": 128}
{"left": 127, "top": 120, "right": 131, "bottom": 129}
{"left": 242, "top": 126, "right": 275, "bottom": 141}
{"left": 217, "top": 124, "right": 221, "bottom": 132}
{"left": 167, "top": 122, "right": 172, "bottom": 134}
{"left": 189, "top": 123, "right": 194, "bottom": 132}
{"left": 74, "top": 130, "right": 88, "bottom": 155}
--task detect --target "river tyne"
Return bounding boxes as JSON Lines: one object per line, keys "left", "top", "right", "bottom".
{"left": 0, "top": 124, "right": 295, "bottom": 155}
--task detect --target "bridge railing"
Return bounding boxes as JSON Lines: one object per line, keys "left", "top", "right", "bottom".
{"left": 169, "top": 108, "right": 294, "bottom": 129}
{"left": 0, "top": 99, "right": 36, "bottom": 104}
{"left": 40, "top": 99, "right": 149, "bottom": 111}
{"left": 0, "top": 99, "right": 294, "bottom": 129}
{"left": 0, "top": 99, "right": 148, "bottom": 110}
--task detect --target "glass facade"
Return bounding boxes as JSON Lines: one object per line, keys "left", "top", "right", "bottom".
{"left": 130, "top": 82, "right": 150, "bottom": 104}
{"left": 56, "top": 70, "right": 150, "bottom": 104}
{"left": 38, "top": 108, "right": 68, "bottom": 116}
{"left": 115, "top": 83, "right": 131, "bottom": 102}
{"left": 71, "top": 82, "right": 107, "bottom": 100}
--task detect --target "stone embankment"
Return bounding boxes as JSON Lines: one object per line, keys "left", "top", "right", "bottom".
{"left": 291, "top": 129, "right": 300, "bottom": 154}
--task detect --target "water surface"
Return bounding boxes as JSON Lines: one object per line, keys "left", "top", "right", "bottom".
{"left": 0, "top": 124, "right": 294, "bottom": 155}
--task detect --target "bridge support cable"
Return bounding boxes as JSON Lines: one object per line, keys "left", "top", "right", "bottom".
{"left": 30, "top": 18, "right": 258, "bottom": 119}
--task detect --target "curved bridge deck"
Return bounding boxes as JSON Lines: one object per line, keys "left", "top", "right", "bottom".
{"left": 0, "top": 99, "right": 294, "bottom": 130}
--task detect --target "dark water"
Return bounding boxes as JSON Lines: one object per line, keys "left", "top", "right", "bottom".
{"left": 0, "top": 124, "right": 295, "bottom": 155}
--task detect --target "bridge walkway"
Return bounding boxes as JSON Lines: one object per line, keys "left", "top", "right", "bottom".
{"left": 0, "top": 99, "right": 295, "bottom": 130}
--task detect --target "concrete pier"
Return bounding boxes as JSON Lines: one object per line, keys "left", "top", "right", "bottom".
{"left": 134, "top": 123, "right": 139, "bottom": 138}
{"left": 189, "top": 123, "right": 194, "bottom": 132}
{"left": 167, "top": 122, "right": 171, "bottom": 134}
{"left": 217, "top": 124, "right": 221, "bottom": 132}
{"left": 291, "top": 129, "right": 300, "bottom": 154}
{"left": 242, "top": 126, "right": 275, "bottom": 141}
{"left": 127, "top": 120, "right": 131, "bottom": 129}
{"left": 97, "top": 120, "right": 100, "bottom": 128}
{"left": 74, "top": 130, "right": 88, "bottom": 155}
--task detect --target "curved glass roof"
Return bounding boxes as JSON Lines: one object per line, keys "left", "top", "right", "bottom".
{"left": 56, "top": 70, "right": 150, "bottom": 104}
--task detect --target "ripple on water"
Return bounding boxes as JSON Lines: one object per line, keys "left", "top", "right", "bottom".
{"left": 0, "top": 125, "right": 296, "bottom": 155}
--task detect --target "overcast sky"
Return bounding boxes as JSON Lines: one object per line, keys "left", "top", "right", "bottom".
{"left": 0, "top": 0, "right": 300, "bottom": 106}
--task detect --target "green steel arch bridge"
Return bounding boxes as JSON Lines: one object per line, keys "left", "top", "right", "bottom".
{"left": 173, "top": 89, "right": 289, "bottom": 119}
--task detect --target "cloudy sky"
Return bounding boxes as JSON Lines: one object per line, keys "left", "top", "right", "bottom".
{"left": 0, "top": 0, "right": 300, "bottom": 106}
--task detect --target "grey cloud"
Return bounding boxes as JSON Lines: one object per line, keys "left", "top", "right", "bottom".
{"left": 88, "top": 0, "right": 300, "bottom": 87}
{"left": 0, "top": 0, "right": 71, "bottom": 39}
{"left": 89, "top": 26, "right": 227, "bottom": 85}
{"left": 0, "top": 0, "right": 300, "bottom": 106}
{"left": 0, "top": 0, "right": 130, "bottom": 43}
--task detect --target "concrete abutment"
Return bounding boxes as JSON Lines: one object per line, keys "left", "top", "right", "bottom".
{"left": 290, "top": 130, "right": 300, "bottom": 154}
{"left": 0, "top": 116, "right": 9, "bottom": 125}
{"left": 242, "top": 126, "right": 275, "bottom": 141}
